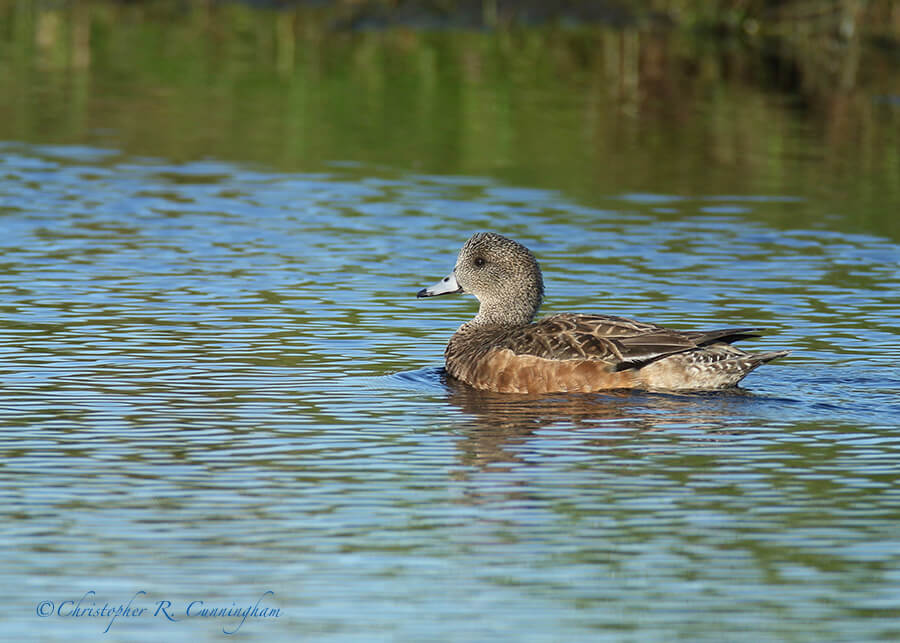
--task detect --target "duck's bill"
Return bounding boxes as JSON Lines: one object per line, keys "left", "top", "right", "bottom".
{"left": 417, "top": 272, "right": 463, "bottom": 298}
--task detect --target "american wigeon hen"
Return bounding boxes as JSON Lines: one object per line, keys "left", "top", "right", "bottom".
{"left": 417, "top": 232, "right": 789, "bottom": 394}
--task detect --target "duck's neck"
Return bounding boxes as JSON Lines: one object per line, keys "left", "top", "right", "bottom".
{"left": 467, "top": 296, "right": 540, "bottom": 329}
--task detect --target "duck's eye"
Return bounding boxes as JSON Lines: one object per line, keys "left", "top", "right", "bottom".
{"left": 474, "top": 257, "right": 486, "bottom": 268}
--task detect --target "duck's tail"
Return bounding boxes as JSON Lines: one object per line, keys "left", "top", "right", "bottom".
{"left": 748, "top": 350, "right": 791, "bottom": 366}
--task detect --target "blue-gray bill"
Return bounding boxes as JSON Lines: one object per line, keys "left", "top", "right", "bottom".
{"left": 417, "top": 272, "right": 463, "bottom": 298}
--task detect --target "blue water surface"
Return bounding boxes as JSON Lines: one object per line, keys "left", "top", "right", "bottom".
{"left": 0, "top": 143, "right": 898, "bottom": 642}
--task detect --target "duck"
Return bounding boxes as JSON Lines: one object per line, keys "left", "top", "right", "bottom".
{"left": 417, "top": 232, "right": 789, "bottom": 394}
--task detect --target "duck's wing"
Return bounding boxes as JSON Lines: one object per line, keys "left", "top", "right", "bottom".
{"left": 506, "top": 314, "right": 761, "bottom": 371}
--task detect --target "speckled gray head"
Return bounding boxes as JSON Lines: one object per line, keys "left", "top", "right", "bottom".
{"left": 417, "top": 232, "right": 545, "bottom": 326}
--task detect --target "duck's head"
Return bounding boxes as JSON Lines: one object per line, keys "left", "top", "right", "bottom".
{"left": 417, "top": 232, "right": 544, "bottom": 326}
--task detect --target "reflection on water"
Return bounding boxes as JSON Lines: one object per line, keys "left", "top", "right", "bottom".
{"left": 1, "top": 143, "right": 898, "bottom": 641}
{"left": 2, "top": 5, "right": 900, "bottom": 243}
{"left": 443, "top": 379, "right": 773, "bottom": 469}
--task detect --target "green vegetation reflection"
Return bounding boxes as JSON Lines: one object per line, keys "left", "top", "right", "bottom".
{"left": 0, "top": 1, "right": 898, "bottom": 238}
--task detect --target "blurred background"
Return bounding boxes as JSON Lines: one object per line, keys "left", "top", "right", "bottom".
{"left": 2, "top": 0, "right": 898, "bottom": 238}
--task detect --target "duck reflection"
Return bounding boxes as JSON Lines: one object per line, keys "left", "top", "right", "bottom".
{"left": 441, "top": 370, "right": 765, "bottom": 470}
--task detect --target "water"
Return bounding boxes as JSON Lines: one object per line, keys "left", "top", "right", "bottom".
{"left": 1, "top": 141, "right": 898, "bottom": 641}
{"left": 2, "top": 8, "right": 900, "bottom": 640}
